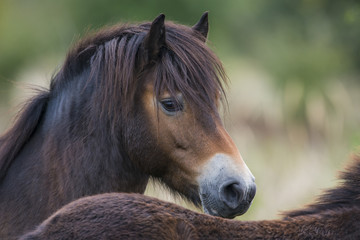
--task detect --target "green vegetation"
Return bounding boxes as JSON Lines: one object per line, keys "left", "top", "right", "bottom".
{"left": 1, "top": 0, "right": 359, "bottom": 220}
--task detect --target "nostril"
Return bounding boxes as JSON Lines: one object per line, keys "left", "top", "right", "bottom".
{"left": 219, "top": 182, "right": 245, "bottom": 209}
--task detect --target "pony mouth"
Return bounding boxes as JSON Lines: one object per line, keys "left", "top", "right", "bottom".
{"left": 202, "top": 203, "right": 252, "bottom": 219}
{"left": 203, "top": 206, "right": 218, "bottom": 216}
{"left": 200, "top": 193, "right": 225, "bottom": 218}
{"left": 200, "top": 193, "right": 253, "bottom": 219}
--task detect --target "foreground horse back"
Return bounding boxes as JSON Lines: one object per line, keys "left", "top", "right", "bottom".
{"left": 21, "top": 155, "right": 360, "bottom": 239}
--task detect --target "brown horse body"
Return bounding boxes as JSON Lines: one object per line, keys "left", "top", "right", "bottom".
{"left": 0, "top": 13, "right": 256, "bottom": 238}
{"left": 21, "top": 155, "right": 360, "bottom": 240}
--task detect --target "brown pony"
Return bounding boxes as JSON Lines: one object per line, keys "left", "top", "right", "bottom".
{"left": 0, "top": 13, "right": 256, "bottom": 239}
{"left": 21, "top": 155, "right": 360, "bottom": 240}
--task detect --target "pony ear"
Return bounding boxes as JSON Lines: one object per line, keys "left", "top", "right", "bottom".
{"left": 144, "top": 14, "right": 166, "bottom": 62}
{"left": 192, "top": 12, "right": 209, "bottom": 41}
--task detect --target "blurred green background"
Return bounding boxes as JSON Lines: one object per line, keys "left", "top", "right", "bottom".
{"left": 1, "top": 0, "right": 360, "bottom": 220}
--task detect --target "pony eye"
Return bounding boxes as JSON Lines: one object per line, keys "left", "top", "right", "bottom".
{"left": 160, "top": 98, "right": 184, "bottom": 114}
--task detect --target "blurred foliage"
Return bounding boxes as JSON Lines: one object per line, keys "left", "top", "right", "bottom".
{"left": 1, "top": 0, "right": 360, "bottom": 219}
{"left": 1, "top": 0, "right": 360, "bottom": 110}
{"left": 1, "top": 1, "right": 360, "bottom": 78}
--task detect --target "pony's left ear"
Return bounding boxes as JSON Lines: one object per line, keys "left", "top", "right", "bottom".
{"left": 192, "top": 12, "right": 209, "bottom": 41}
{"left": 144, "top": 14, "right": 166, "bottom": 62}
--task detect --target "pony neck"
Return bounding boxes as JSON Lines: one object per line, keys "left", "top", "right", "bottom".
{"left": 41, "top": 69, "right": 149, "bottom": 196}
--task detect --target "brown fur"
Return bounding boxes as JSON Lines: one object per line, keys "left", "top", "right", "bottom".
{"left": 21, "top": 155, "right": 360, "bottom": 239}
{"left": 0, "top": 13, "right": 255, "bottom": 239}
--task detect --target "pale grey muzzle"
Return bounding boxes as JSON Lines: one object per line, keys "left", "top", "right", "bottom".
{"left": 197, "top": 153, "right": 256, "bottom": 218}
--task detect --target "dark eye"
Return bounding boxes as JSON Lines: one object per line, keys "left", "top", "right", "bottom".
{"left": 160, "top": 98, "right": 184, "bottom": 114}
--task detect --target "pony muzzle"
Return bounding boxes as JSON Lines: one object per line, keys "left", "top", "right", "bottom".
{"left": 198, "top": 153, "right": 256, "bottom": 218}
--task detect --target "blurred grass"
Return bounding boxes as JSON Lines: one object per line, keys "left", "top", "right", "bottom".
{"left": 1, "top": 0, "right": 360, "bottom": 220}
